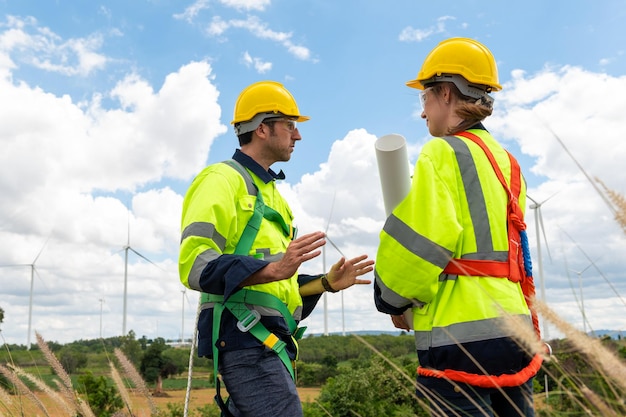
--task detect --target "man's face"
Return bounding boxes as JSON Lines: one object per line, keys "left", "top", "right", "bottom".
{"left": 264, "top": 119, "right": 302, "bottom": 162}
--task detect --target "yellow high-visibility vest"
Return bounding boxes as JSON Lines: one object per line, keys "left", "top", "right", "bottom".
{"left": 179, "top": 160, "right": 303, "bottom": 318}
{"left": 375, "top": 129, "right": 532, "bottom": 350}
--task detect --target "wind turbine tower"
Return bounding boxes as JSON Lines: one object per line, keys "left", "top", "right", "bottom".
{"left": 0, "top": 241, "right": 48, "bottom": 349}
{"left": 527, "top": 194, "right": 556, "bottom": 339}
{"left": 121, "top": 211, "right": 158, "bottom": 336}
{"left": 569, "top": 261, "right": 595, "bottom": 334}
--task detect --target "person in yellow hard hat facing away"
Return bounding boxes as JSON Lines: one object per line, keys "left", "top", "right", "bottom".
{"left": 179, "top": 81, "right": 374, "bottom": 417}
{"left": 374, "top": 38, "right": 541, "bottom": 416}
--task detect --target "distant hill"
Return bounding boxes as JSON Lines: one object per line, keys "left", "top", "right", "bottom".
{"left": 592, "top": 329, "right": 625, "bottom": 340}
{"left": 307, "top": 329, "right": 626, "bottom": 340}
{"left": 306, "top": 330, "right": 407, "bottom": 337}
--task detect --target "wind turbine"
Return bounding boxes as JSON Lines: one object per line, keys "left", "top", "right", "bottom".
{"left": 180, "top": 289, "right": 193, "bottom": 344}
{"left": 559, "top": 227, "right": 626, "bottom": 331}
{"left": 120, "top": 210, "right": 159, "bottom": 337}
{"left": 527, "top": 193, "right": 557, "bottom": 339}
{"left": 568, "top": 260, "right": 596, "bottom": 335}
{"left": 99, "top": 298, "right": 105, "bottom": 338}
{"left": 321, "top": 193, "right": 349, "bottom": 336}
{"left": 0, "top": 240, "right": 48, "bottom": 349}
{"left": 321, "top": 194, "right": 336, "bottom": 336}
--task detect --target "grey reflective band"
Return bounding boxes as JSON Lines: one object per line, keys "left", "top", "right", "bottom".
{"left": 413, "top": 314, "right": 533, "bottom": 350}
{"left": 383, "top": 214, "right": 453, "bottom": 269}
{"left": 374, "top": 271, "right": 424, "bottom": 309}
{"left": 181, "top": 222, "right": 226, "bottom": 250}
{"left": 442, "top": 136, "right": 494, "bottom": 253}
{"left": 234, "top": 111, "right": 290, "bottom": 135}
{"left": 188, "top": 248, "right": 221, "bottom": 290}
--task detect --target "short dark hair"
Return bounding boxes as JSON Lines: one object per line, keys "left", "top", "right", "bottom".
{"left": 236, "top": 119, "right": 278, "bottom": 146}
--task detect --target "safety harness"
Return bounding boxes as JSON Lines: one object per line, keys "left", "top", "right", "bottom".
{"left": 418, "top": 131, "right": 543, "bottom": 388}
{"left": 200, "top": 159, "right": 305, "bottom": 414}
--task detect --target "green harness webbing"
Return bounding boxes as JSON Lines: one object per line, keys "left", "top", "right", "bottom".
{"left": 200, "top": 160, "right": 305, "bottom": 410}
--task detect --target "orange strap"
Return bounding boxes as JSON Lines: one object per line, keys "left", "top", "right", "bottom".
{"left": 444, "top": 131, "right": 541, "bottom": 339}
{"left": 417, "top": 353, "right": 543, "bottom": 388}
{"left": 442, "top": 258, "right": 509, "bottom": 278}
{"left": 443, "top": 131, "right": 525, "bottom": 283}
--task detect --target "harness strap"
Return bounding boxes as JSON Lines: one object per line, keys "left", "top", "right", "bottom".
{"left": 452, "top": 131, "right": 540, "bottom": 339}
{"left": 210, "top": 290, "right": 299, "bottom": 380}
{"left": 204, "top": 160, "right": 303, "bottom": 414}
{"left": 417, "top": 353, "right": 543, "bottom": 388}
{"left": 207, "top": 290, "right": 298, "bottom": 332}
{"left": 435, "top": 131, "right": 542, "bottom": 388}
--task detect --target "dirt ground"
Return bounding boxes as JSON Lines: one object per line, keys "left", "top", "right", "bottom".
{"left": 146, "top": 386, "right": 321, "bottom": 410}
{"left": 9, "top": 387, "right": 321, "bottom": 416}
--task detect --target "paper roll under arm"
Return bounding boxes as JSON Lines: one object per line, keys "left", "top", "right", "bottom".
{"left": 375, "top": 134, "right": 415, "bottom": 329}
{"left": 375, "top": 134, "right": 412, "bottom": 216}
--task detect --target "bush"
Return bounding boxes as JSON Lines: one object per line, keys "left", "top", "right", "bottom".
{"left": 77, "top": 371, "right": 124, "bottom": 417}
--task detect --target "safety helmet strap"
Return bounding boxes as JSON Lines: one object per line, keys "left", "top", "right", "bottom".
{"left": 423, "top": 73, "right": 494, "bottom": 108}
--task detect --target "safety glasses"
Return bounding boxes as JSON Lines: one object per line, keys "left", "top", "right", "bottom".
{"left": 419, "top": 87, "right": 434, "bottom": 110}
{"left": 264, "top": 118, "right": 297, "bottom": 133}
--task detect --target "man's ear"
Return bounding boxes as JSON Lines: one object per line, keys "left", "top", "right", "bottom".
{"left": 255, "top": 122, "right": 269, "bottom": 140}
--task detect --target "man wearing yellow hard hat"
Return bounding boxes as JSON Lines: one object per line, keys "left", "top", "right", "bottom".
{"left": 179, "top": 80, "right": 373, "bottom": 416}
{"left": 375, "top": 38, "right": 542, "bottom": 416}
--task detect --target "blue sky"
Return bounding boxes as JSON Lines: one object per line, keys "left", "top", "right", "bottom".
{"left": 1, "top": 0, "right": 626, "bottom": 346}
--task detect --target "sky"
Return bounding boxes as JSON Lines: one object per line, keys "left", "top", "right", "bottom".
{"left": 1, "top": 0, "right": 626, "bottom": 347}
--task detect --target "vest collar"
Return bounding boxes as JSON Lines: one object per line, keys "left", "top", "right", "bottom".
{"left": 233, "top": 149, "right": 286, "bottom": 183}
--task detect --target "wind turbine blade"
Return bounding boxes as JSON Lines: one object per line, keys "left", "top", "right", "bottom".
{"left": 32, "top": 237, "right": 51, "bottom": 265}
{"left": 540, "top": 191, "right": 560, "bottom": 206}
{"left": 326, "top": 236, "right": 346, "bottom": 258}
{"left": 560, "top": 227, "right": 626, "bottom": 309}
{"left": 537, "top": 208, "right": 552, "bottom": 261}
{"left": 126, "top": 207, "right": 131, "bottom": 246}
{"left": 563, "top": 255, "right": 584, "bottom": 314}
{"left": 588, "top": 260, "right": 626, "bottom": 309}
{"left": 325, "top": 192, "right": 337, "bottom": 233}
{"left": 33, "top": 268, "right": 51, "bottom": 292}
{"left": 128, "top": 247, "right": 164, "bottom": 271}
{"left": 184, "top": 289, "right": 194, "bottom": 308}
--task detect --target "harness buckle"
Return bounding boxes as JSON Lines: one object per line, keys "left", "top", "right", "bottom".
{"left": 236, "top": 308, "right": 261, "bottom": 332}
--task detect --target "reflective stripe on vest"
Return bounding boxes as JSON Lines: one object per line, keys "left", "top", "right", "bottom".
{"left": 441, "top": 132, "right": 526, "bottom": 284}
{"left": 441, "top": 131, "right": 540, "bottom": 339}
{"left": 414, "top": 314, "right": 533, "bottom": 350}
{"left": 415, "top": 130, "right": 541, "bottom": 388}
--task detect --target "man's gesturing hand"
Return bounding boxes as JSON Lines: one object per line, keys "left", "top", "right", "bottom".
{"left": 241, "top": 231, "right": 326, "bottom": 286}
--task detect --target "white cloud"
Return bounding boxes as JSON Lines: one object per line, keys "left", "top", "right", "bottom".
{"left": 0, "top": 58, "right": 226, "bottom": 344}
{"left": 242, "top": 51, "right": 272, "bottom": 73}
{"left": 399, "top": 16, "right": 455, "bottom": 42}
{"left": 0, "top": 15, "right": 108, "bottom": 76}
{"left": 206, "top": 15, "right": 313, "bottom": 61}
{"left": 2, "top": 43, "right": 626, "bottom": 345}
{"left": 175, "top": 0, "right": 271, "bottom": 23}
{"left": 219, "top": 0, "right": 270, "bottom": 11}
{"left": 173, "top": 0, "right": 211, "bottom": 23}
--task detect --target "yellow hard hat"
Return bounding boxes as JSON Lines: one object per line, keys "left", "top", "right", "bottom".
{"left": 231, "top": 81, "right": 309, "bottom": 134}
{"left": 406, "top": 37, "right": 502, "bottom": 92}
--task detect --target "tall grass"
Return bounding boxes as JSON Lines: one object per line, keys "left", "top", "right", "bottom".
{"left": 0, "top": 332, "right": 160, "bottom": 417}
{"left": 596, "top": 177, "right": 626, "bottom": 234}
{"left": 0, "top": 317, "right": 625, "bottom": 416}
{"left": 0, "top": 183, "right": 625, "bottom": 416}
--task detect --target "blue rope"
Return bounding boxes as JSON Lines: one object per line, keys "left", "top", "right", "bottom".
{"left": 520, "top": 229, "right": 533, "bottom": 277}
